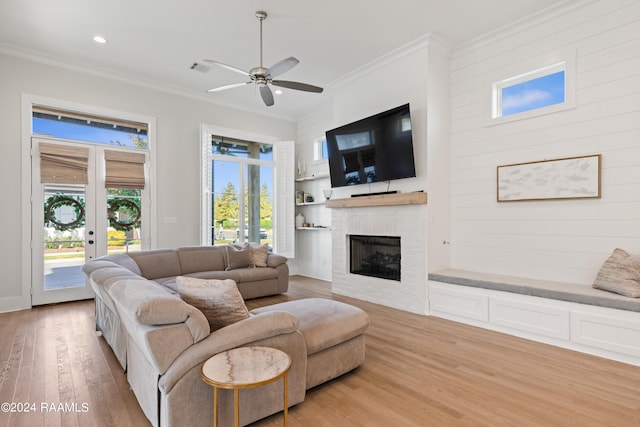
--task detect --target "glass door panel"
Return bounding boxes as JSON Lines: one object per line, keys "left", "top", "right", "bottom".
{"left": 43, "top": 184, "right": 90, "bottom": 291}
{"left": 107, "top": 188, "right": 142, "bottom": 254}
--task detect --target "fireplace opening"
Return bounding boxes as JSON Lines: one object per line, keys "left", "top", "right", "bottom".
{"left": 349, "top": 235, "right": 401, "bottom": 281}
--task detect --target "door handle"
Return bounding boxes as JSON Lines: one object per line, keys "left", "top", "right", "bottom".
{"left": 88, "top": 240, "right": 94, "bottom": 245}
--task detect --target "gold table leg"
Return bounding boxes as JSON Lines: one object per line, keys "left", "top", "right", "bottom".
{"left": 234, "top": 388, "right": 240, "bottom": 427}
{"left": 283, "top": 373, "right": 289, "bottom": 426}
{"left": 213, "top": 387, "right": 219, "bottom": 427}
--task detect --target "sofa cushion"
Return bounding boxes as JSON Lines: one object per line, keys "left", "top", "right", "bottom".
{"left": 225, "top": 244, "right": 254, "bottom": 270}
{"left": 128, "top": 249, "right": 182, "bottom": 280}
{"left": 250, "top": 243, "right": 269, "bottom": 267}
{"left": 235, "top": 266, "right": 279, "bottom": 282}
{"left": 177, "top": 277, "right": 250, "bottom": 332}
{"left": 176, "top": 246, "right": 226, "bottom": 274}
{"left": 593, "top": 248, "right": 640, "bottom": 297}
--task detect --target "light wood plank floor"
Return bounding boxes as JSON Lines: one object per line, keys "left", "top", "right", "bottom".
{"left": 1, "top": 276, "right": 639, "bottom": 426}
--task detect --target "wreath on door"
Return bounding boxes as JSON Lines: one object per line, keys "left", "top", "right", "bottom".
{"left": 107, "top": 198, "right": 141, "bottom": 232}
{"left": 44, "top": 195, "right": 86, "bottom": 231}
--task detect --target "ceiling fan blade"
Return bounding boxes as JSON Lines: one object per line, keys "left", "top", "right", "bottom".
{"left": 266, "top": 57, "right": 299, "bottom": 78}
{"left": 203, "top": 59, "right": 250, "bottom": 77}
{"left": 260, "top": 85, "right": 274, "bottom": 106}
{"left": 272, "top": 80, "right": 324, "bottom": 93}
{"left": 207, "top": 81, "right": 252, "bottom": 93}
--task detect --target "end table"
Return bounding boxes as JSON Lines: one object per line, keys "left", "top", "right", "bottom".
{"left": 201, "top": 346, "right": 291, "bottom": 427}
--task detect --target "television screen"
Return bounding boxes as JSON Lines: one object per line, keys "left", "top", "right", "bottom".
{"left": 325, "top": 103, "right": 416, "bottom": 188}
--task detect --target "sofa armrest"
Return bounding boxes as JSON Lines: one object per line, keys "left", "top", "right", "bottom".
{"left": 266, "top": 253, "right": 287, "bottom": 268}
{"left": 158, "top": 310, "right": 301, "bottom": 394}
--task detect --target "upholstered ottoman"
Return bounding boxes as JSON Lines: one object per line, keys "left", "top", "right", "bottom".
{"left": 251, "top": 298, "right": 369, "bottom": 389}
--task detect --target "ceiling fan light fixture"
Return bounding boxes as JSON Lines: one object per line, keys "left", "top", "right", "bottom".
{"left": 203, "top": 9, "right": 323, "bottom": 107}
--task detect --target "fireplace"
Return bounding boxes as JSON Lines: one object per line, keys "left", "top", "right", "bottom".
{"left": 349, "top": 235, "right": 401, "bottom": 281}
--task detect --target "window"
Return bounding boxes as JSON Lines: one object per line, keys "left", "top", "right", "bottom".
{"left": 201, "top": 126, "right": 294, "bottom": 257}
{"left": 312, "top": 137, "right": 328, "bottom": 163}
{"left": 490, "top": 56, "right": 575, "bottom": 124}
{"left": 208, "top": 136, "right": 273, "bottom": 248}
{"left": 499, "top": 69, "right": 565, "bottom": 116}
{"left": 32, "top": 106, "right": 149, "bottom": 148}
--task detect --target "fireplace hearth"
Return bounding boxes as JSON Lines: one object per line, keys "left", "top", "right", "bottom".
{"left": 349, "top": 235, "right": 401, "bottom": 281}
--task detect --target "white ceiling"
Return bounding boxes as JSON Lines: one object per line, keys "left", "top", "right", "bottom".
{"left": 0, "top": 0, "right": 567, "bottom": 120}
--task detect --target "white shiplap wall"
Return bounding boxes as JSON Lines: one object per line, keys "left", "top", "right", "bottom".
{"left": 450, "top": 0, "right": 640, "bottom": 285}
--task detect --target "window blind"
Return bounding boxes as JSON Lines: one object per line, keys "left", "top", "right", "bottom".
{"left": 40, "top": 143, "right": 89, "bottom": 184}
{"left": 105, "top": 150, "right": 146, "bottom": 189}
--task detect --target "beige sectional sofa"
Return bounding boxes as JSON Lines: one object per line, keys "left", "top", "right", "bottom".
{"left": 82, "top": 244, "right": 369, "bottom": 427}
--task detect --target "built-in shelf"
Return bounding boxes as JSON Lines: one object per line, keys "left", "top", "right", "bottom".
{"left": 296, "top": 226, "right": 331, "bottom": 231}
{"left": 296, "top": 201, "right": 325, "bottom": 206}
{"left": 295, "top": 173, "right": 329, "bottom": 182}
{"left": 326, "top": 192, "right": 427, "bottom": 208}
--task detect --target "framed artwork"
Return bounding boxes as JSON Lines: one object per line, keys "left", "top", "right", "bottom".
{"left": 497, "top": 154, "right": 601, "bottom": 202}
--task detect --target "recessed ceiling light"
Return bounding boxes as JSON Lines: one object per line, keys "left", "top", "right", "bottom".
{"left": 274, "top": 89, "right": 283, "bottom": 95}
{"left": 93, "top": 35, "right": 107, "bottom": 44}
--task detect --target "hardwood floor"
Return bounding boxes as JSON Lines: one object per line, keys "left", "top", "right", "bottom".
{"left": 1, "top": 276, "right": 639, "bottom": 426}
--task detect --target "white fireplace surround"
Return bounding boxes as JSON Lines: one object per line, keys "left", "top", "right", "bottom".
{"left": 331, "top": 204, "right": 428, "bottom": 314}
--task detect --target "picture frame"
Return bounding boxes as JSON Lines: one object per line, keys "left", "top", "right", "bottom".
{"left": 497, "top": 154, "right": 601, "bottom": 202}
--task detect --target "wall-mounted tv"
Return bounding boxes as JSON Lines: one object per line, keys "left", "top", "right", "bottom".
{"left": 325, "top": 103, "right": 416, "bottom": 188}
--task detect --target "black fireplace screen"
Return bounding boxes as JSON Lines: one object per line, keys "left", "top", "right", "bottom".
{"left": 349, "top": 235, "right": 401, "bottom": 281}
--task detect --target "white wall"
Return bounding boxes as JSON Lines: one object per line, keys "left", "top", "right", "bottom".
{"left": 0, "top": 52, "right": 295, "bottom": 311}
{"left": 450, "top": 0, "right": 640, "bottom": 284}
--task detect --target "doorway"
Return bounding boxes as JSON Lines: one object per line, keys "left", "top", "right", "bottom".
{"left": 31, "top": 138, "right": 148, "bottom": 305}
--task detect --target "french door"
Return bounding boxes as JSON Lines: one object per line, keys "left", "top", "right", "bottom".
{"left": 31, "top": 137, "right": 148, "bottom": 305}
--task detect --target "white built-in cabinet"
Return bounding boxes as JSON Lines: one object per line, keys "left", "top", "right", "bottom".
{"left": 428, "top": 280, "right": 640, "bottom": 367}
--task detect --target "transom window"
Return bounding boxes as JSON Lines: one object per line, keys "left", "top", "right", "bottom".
{"left": 490, "top": 59, "right": 574, "bottom": 124}
{"left": 32, "top": 106, "right": 149, "bottom": 149}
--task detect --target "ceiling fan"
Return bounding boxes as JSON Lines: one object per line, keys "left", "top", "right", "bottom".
{"left": 204, "top": 10, "right": 323, "bottom": 107}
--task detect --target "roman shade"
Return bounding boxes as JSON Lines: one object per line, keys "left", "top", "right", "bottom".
{"left": 105, "top": 150, "right": 146, "bottom": 189}
{"left": 40, "top": 142, "right": 89, "bottom": 184}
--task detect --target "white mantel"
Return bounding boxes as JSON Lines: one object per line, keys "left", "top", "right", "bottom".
{"left": 331, "top": 203, "right": 428, "bottom": 314}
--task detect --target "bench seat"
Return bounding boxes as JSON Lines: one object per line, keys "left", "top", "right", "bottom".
{"left": 429, "top": 269, "right": 640, "bottom": 313}
{"left": 428, "top": 269, "right": 640, "bottom": 367}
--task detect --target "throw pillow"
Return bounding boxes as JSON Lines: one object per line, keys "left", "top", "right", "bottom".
{"left": 225, "top": 243, "right": 253, "bottom": 270}
{"left": 176, "top": 276, "right": 250, "bottom": 332}
{"left": 593, "top": 248, "right": 640, "bottom": 298}
{"left": 250, "top": 243, "right": 269, "bottom": 268}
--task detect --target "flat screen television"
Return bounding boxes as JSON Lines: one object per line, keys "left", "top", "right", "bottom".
{"left": 325, "top": 103, "right": 416, "bottom": 188}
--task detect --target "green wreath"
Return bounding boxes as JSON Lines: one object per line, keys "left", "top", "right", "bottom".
{"left": 44, "top": 195, "right": 86, "bottom": 231}
{"left": 108, "top": 198, "right": 141, "bottom": 232}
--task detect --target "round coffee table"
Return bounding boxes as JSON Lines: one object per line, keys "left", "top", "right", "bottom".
{"left": 201, "top": 346, "right": 291, "bottom": 427}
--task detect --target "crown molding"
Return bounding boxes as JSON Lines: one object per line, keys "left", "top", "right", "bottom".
{"left": 0, "top": 43, "right": 298, "bottom": 122}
